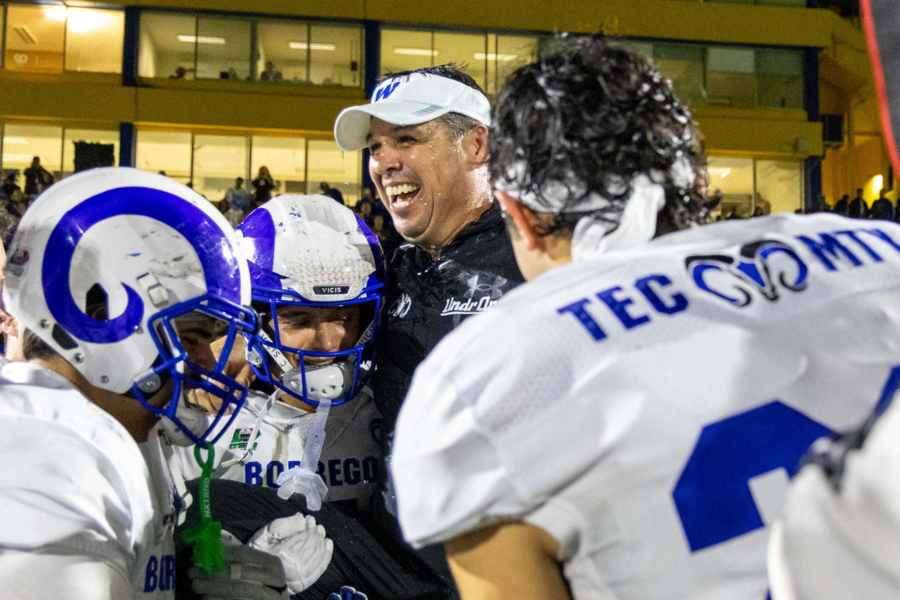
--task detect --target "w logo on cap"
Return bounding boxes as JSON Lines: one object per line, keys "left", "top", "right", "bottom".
{"left": 372, "top": 80, "right": 402, "bottom": 102}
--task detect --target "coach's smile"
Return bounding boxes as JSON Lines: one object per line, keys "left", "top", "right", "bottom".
{"left": 367, "top": 116, "right": 490, "bottom": 252}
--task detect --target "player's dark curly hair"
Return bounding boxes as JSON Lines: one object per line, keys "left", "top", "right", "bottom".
{"left": 490, "top": 35, "right": 708, "bottom": 234}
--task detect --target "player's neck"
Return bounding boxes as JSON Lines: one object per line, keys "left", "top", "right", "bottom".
{"left": 515, "top": 233, "right": 573, "bottom": 281}
{"left": 32, "top": 356, "right": 157, "bottom": 442}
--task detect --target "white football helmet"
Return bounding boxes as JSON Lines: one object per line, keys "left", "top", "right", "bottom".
{"left": 238, "top": 194, "right": 384, "bottom": 408}
{"left": 3, "top": 167, "right": 259, "bottom": 445}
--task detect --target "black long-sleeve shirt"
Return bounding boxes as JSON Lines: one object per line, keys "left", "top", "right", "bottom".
{"left": 370, "top": 202, "right": 524, "bottom": 597}
{"left": 374, "top": 203, "right": 525, "bottom": 433}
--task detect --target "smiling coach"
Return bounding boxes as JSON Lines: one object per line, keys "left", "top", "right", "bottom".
{"left": 334, "top": 65, "right": 524, "bottom": 595}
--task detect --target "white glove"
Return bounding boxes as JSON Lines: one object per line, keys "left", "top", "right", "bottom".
{"left": 249, "top": 513, "right": 334, "bottom": 594}
{"left": 275, "top": 467, "right": 328, "bottom": 510}
{"left": 189, "top": 530, "right": 288, "bottom": 600}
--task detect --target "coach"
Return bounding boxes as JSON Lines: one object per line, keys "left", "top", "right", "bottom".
{"left": 334, "top": 65, "right": 524, "bottom": 593}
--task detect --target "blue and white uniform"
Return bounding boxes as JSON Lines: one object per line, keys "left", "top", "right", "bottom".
{"left": 0, "top": 360, "right": 179, "bottom": 599}
{"left": 394, "top": 214, "right": 900, "bottom": 599}
{"left": 170, "top": 389, "right": 382, "bottom": 510}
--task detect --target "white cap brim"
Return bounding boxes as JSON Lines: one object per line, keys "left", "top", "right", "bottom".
{"left": 334, "top": 101, "right": 453, "bottom": 151}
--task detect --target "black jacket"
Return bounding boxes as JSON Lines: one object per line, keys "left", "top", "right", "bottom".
{"left": 374, "top": 203, "right": 525, "bottom": 433}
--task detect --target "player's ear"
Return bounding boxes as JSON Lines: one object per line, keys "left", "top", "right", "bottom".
{"left": 495, "top": 191, "right": 546, "bottom": 252}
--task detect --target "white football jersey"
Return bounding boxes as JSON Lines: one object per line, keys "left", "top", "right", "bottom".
{"left": 393, "top": 214, "right": 900, "bottom": 600}
{"left": 0, "top": 360, "right": 178, "bottom": 599}
{"left": 169, "top": 388, "right": 382, "bottom": 508}
{"left": 768, "top": 389, "right": 900, "bottom": 599}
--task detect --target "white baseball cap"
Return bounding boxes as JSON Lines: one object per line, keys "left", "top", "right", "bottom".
{"left": 333, "top": 73, "right": 491, "bottom": 151}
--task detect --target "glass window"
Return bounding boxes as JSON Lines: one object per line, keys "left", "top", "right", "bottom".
{"left": 5, "top": 4, "right": 65, "bottom": 73}
{"left": 706, "top": 47, "right": 756, "bottom": 107}
{"left": 654, "top": 43, "right": 705, "bottom": 107}
{"left": 193, "top": 134, "right": 249, "bottom": 202}
{"left": 136, "top": 130, "right": 192, "bottom": 183}
{"left": 756, "top": 49, "right": 803, "bottom": 109}
{"left": 488, "top": 34, "right": 538, "bottom": 95}
{"left": 63, "top": 128, "right": 118, "bottom": 175}
{"left": 139, "top": 12, "right": 196, "bottom": 79}
{"left": 251, "top": 135, "right": 306, "bottom": 195}
{"left": 380, "top": 28, "right": 433, "bottom": 77}
{"left": 2, "top": 123, "right": 63, "bottom": 188}
{"left": 708, "top": 156, "right": 754, "bottom": 219}
{"left": 196, "top": 17, "right": 251, "bottom": 81}
{"left": 309, "top": 24, "right": 362, "bottom": 87}
{"left": 306, "top": 140, "right": 360, "bottom": 206}
{"left": 756, "top": 159, "right": 802, "bottom": 214}
{"left": 432, "top": 31, "right": 487, "bottom": 91}
{"left": 257, "top": 20, "right": 307, "bottom": 83}
{"left": 65, "top": 8, "right": 123, "bottom": 73}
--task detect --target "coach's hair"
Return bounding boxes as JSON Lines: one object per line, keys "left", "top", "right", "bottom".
{"left": 490, "top": 34, "right": 708, "bottom": 235}
{"left": 380, "top": 64, "right": 486, "bottom": 140}
{"left": 21, "top": 328, "right": 59, "bottom": 361}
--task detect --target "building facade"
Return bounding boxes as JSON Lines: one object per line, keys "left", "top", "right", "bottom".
{"left": 0, "top": 0, "right": 885, "bottom": 213}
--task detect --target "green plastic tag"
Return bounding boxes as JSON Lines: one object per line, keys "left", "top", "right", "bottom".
{"left": 180, "top": 443, "right": 225, "bottom": 574}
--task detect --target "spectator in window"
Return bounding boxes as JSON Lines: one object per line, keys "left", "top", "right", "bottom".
{"left": 848, "top": 187, "right": 868, "bottom": 218}
{"left": 319, "top": 181, "right": 345, "bottom": 206}
{"left": 170, "top": 66, "right": 188, "bottom": 79}
{"left": 260, "top": 61, "right": 283, "bottom": 82}
{"left": 870, "top": 188, "right": 895, "bottom": 221}
{"left": 2, "top": 172, "right": 21, "bottom": 202}
{"left": 359, "top": 186, "right": 378, "bottom": 205}
{"left": 833, "top": 193, "right": 850, "bottom": 215}
{"left": 355, "top": 197, "right": 376, "bottom": 227}
{"left": 23, "top": 157, "right": 53, "bottom": 198}
{"left": 252, "top": 166, "right": 276, "bottom": 208}
{"left": 223, "top": 176, "right": 252, "bottom": 226}
{"left": 752, "top": 196, "right": 771, "bottom": 217}
{"left": 0, "top": 200, "right": 24, "bottom": 249}
{"left": 0, "top": 175, "right": 26, "bottom": 248}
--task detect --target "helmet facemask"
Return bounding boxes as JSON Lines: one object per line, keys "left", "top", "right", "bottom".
{"left": 131, "top": 294, "right": 260, "bottom": 446}
{"left": 248, "top": 295, "right": 380, "bottom": 410}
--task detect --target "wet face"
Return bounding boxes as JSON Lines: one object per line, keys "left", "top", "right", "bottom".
{"left": 275, "top": 305, "right": 361, "bottom": 367}
{"left": 367, "top": 118, "right": 489, "bottom": 249}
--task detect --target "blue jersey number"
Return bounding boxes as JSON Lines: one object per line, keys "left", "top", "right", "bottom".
{"left": 673, "top": 400, "right": 833, "bottom": 553}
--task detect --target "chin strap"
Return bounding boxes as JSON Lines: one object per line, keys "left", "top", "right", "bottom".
{"left": 252, "top": 329, "right": 295, "bottom": 376}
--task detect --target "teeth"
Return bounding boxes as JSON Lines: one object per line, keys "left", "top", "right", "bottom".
{"left": 385, "top": 183, "right": 420, "bottom": 198}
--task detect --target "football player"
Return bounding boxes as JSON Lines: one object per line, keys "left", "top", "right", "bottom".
{"left": 169, "top": 195, "right": 454, "bottom": 599}
{"left": 391, "top": 35, "right": 900, "bottom": 599}
{"left": 169, "top": 194, "right": 384, "bottom": 515}
{"left": 0, "top": 167, "right": 262, "bottom": 598}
